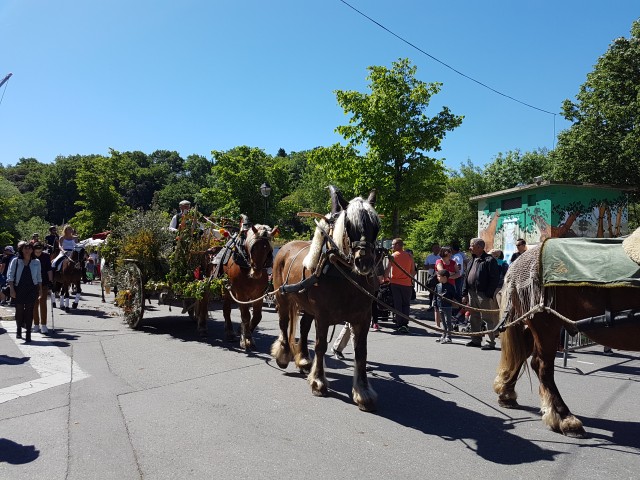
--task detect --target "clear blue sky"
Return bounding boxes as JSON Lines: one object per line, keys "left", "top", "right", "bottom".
{"left": 1, "top": 1, "right": 638, "bottom": 170}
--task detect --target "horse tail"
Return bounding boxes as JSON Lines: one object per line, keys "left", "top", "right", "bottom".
{"left": 494, "top": 284, "right": 532, "bottom": 406}
{"left": 287, "top": 303, "right": 299, "bottom": 356}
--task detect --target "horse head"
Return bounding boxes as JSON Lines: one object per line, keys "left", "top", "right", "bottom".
{"left": 330, "top": 187, "right": 380, "bottom": 276}
{"left": 245, "top": 222, "right": 279, "bottom": 279}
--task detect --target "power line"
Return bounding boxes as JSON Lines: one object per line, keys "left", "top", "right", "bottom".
{"left": 337, "top": 0, "right": 557, "bottom": 117}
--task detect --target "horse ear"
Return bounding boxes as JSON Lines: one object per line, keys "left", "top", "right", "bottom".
{"left": 270, "top": 226, "right": 280, "bottom": 237}
{"left": 251, "top": 225, "right": 258, "bottom": 235}
{"left": 329, "top": 185, "right": 348, "bottom": 214}
{"left": 367, "top": 189, "right": 377, "bottom": 207}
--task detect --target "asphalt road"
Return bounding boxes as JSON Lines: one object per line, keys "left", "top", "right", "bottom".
{"left": 1, "top": 285, "right": 639, "bottom": 479}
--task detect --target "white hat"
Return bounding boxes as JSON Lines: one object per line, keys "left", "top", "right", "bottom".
{"left": 179, "top": 200, "right": 191, "bottom": 206}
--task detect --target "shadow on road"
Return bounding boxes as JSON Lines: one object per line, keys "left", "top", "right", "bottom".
{"left": 0, "top": 438, "right": 40, "bottom": 464}
{"left": 0, "top": 354, "right": 30, "bottom": 366}
{"left": 324, "top": 361, "right": 564, "bottom": 465}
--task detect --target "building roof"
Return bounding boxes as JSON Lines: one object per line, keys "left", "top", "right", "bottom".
{"left": 469, "top": 180, "right": 634, "bottom": 202}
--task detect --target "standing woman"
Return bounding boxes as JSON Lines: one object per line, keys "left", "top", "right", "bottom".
{"left": 7, "top": 241, "right": 42, "bottom": 342}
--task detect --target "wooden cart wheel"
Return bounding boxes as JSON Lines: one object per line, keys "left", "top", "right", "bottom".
{"left": 121, "top": 261, "right": 145, "bottom": 329}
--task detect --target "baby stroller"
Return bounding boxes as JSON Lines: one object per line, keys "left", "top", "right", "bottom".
{"left": 451, "top": 307, "right": 472, "bottom": 333}
{"left": 374, "top": 282, "right": 394, "bottom": 321}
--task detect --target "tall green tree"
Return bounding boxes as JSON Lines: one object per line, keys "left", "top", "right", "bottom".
{"left": 198, "top": 146, "right": 274, "bottom": 222}
{"left": 553, "top": 19, "right": 640, "bottom": 187}
{"left": 483, "top": 148, "right": 551, "bottom": 192}
{"left": 327, "top": 58, "right": 463, "bottom": 236}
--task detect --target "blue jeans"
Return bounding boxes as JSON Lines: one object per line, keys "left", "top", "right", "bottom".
{"left": 438, "top": 306, "right": 453, "bottom": 336}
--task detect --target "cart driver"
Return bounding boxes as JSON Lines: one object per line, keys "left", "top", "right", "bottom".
{"left": 169, "top": 200, "right": 191, "bottom": 232}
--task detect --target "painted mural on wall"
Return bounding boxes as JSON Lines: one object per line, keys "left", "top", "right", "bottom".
{"left": 477, "top": 186, "right": 628, "bottom": 259}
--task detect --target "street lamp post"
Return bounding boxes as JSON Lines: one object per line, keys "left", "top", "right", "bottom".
{"left": 260, "top": 182, "right": 271, "bottom": 222}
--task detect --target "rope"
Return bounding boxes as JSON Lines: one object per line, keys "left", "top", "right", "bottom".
{"left": 329, "top": 257, "right": 501, "bottom": 337}
{"left": 225, "top": 285, "right": 277, "bottom": 305}
{"left": 385, "top": 250, "right": 501, "bottom": 313}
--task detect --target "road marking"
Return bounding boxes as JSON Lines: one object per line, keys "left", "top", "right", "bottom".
{"left": 0, "top": 320, "right": 89, "bottom": 404}
{"left": 576, "top": 360, "right": 595, "bottom": 365}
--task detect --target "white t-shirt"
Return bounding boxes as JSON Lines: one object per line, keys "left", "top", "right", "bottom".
{"left": 452, "top": 251, "right": 466, "bottom": 275}
{"left": 424, "top": 254, "right": 441, "bottom": 274}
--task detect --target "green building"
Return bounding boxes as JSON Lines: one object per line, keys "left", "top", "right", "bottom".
{"left": 470, "top": 181, "right": 629, "bottom": 261}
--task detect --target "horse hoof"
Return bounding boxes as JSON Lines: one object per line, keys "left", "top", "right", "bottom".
{"left": 198, "top": 330, "right": 208, "bottom": 338}
{"left": 72, "top": 303, "right": 78, "bottom": 309}
{"left": 498, "top": 398, "right": 520, "bottom": 409}
{"left": 225, "top": 333, "right": 237, "bottom": 342}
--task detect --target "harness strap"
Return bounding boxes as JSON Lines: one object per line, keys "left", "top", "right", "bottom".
{"left": 575, "top": 308, "right": 640, "bottom": 332}
{"left": 279, "top": 274, "right": 319, "bottom": 294}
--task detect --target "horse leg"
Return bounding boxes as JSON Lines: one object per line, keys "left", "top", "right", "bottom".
{"left": 196, "top": 296, "right": 208, "bottom": 337}
{"left": 72, "top": 283, "right": 80, "bottom": 309}
{"left": 351, "top": 316, "right": 377, "bottom": 412}
{"left": 222, "top": 292, "right": 237, "bottom": 342}
{"left": 308, "top": 315, "right": 329, "bottom": 397}
{"left": 239, "top": 304, "right": 254, "bottom": 350}
{"left": 529, "top": 315, "right": 587, "bottom": 438}
{"left": 239, "top": 301, "right": 263, "bottom": 351}
{"left": 294, "top": 312, "right": 313, "bottom": 373}
{"left": 494, "top": 322, "right": 534, "bottom": 408}
{"left": 270, "top": 300, "right": 294, "bottom": 368}
{"left": 64, "top": 286, "right": 70, "bottom": 311}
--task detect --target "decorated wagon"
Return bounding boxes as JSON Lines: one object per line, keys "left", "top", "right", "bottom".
{"left": 101, "top": 208, "right": 227, "bottom": 333}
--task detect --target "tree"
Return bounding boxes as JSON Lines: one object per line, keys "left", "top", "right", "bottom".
{"left": 483, "top": 149, "right": 551, "bottom": 192}
{"left": 329, "top": 58, "right": 463, "bottom": 236}
{"left": 0, "top": 176, "right": 21, "bottom": 244}
{"left": 553, "top": 19, "right": 640, "bottom": 187}
{"left": 198, "top": 146, "right": 274, "bottom": 222}
{"left": 72, "top": 155, "right": 129, "bottom": 236}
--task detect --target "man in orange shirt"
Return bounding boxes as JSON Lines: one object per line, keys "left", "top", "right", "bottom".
{"left": 384, "top": 238, "right": 415, "bottom": 334}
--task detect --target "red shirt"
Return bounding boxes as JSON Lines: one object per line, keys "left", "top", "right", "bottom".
{"left": 436, "top": 258, "right": 457, "bottom": 285}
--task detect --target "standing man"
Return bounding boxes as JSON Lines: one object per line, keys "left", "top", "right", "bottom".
{"left": 510, "top": 238, "right": 527, "bottom": 263}
{"left": 384, "top": 238, "right": 415, "bottom": 334}
{"left": 169, "top": 200, "right": 191, "bottom": 232}
{"left": 424, "top": 242, "right": 441, "bottom": 274}
{"left": 462, "top": 238, "right": 501, "bottom": 350}
{"left": 32, "top": 242, "right": 53, "bottom": 334}
{"left": 44, "top": 226, "right": 59, "bottom": 255}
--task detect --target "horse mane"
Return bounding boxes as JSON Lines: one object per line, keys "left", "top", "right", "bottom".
{"left": 303, "top": 216, "right": 330, "bottom": 271}
{"left": 302, "top": 195, "right": 379, "bottom": 271}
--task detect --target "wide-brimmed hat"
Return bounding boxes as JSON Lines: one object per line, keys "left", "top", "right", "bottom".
{"left": 4, "top": 245, "right": 14, "bottom": 254}
{"left": 179, "top": 200, "right": 191, "bottom": 206}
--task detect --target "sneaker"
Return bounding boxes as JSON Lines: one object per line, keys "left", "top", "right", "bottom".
{"left": 32, "top": 325, "right": 41, "bottom": 333}
{"left": 435, "top": 337, "right": 441, "bottom": 343}
{"left": 603, "top": 347, "right": 613, "bottom": 356}
{"left": 40, "top": 325, "right": 49, "bottom": 334}
{"left": 372, "top": 323, "right": 379, "bottom": 331}
{"left": 466, "top": 341, "right": 481, "bottom": 348}
{"left": 332, "top": 347, "right": 345, "bottom": 360}
{"left": 481, "top": 343, "right": 496, "bottom": 351}
{"left": 445, "top": 337, "right": 452, "bottom": 343}
{"left": 397, "top": 325, "right": 410, "bottom": 334}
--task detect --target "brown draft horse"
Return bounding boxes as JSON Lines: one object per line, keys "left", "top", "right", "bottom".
{"left": 271, "top": 187, "right": 380, "bottom": 411}
{"left": 494, "top": 243, "right": 640, "bottom": 438}
{"left": 222, "top": 220, "right": 279, "bottom": 350}
{"left": 52, "top": 247, "right": 84, "bottom": 311}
